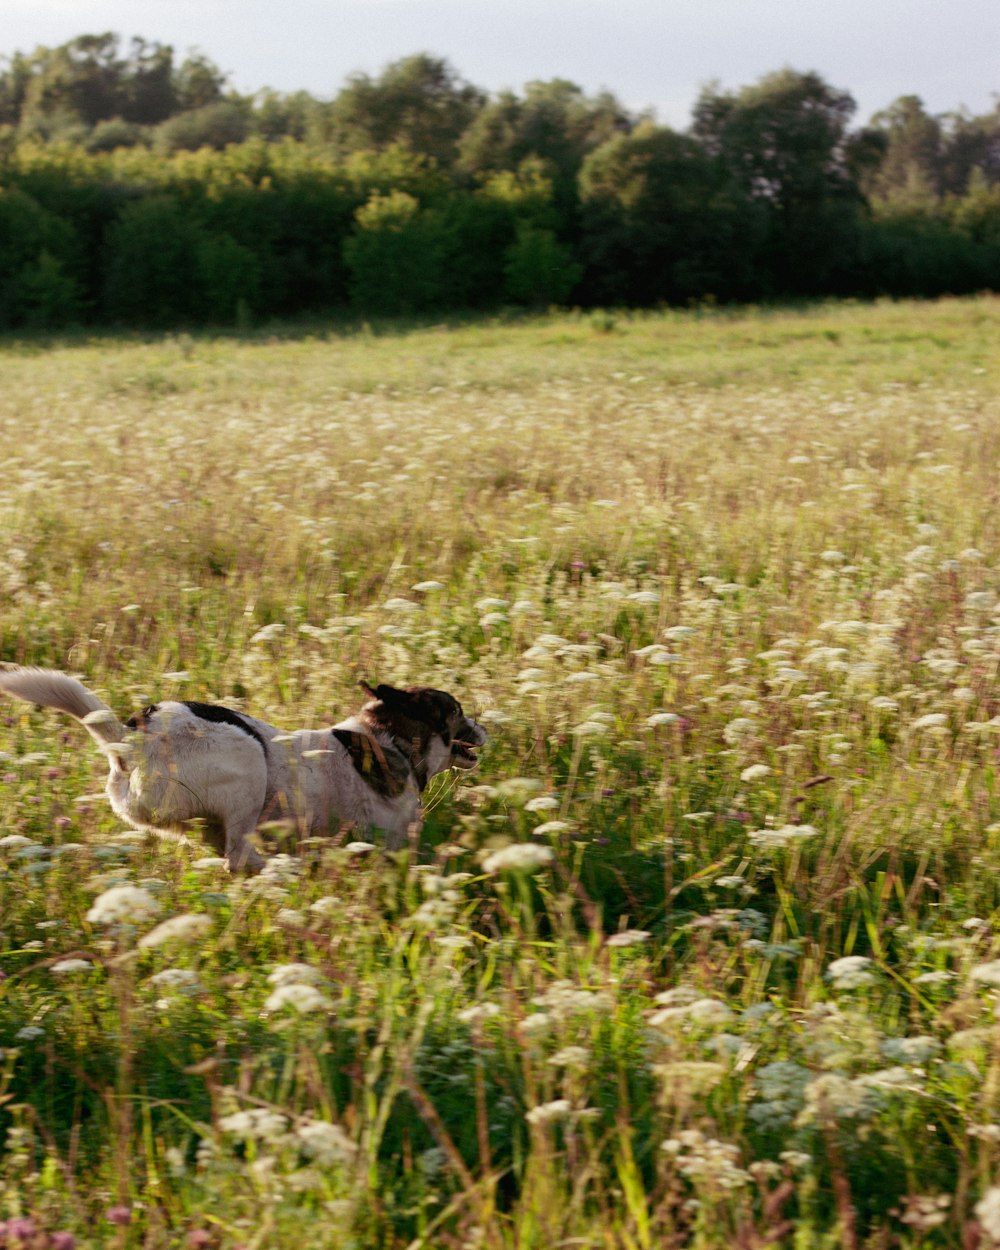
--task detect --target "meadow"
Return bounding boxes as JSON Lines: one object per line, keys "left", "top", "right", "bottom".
{"left": 1, "top": 296, "right": 1000, "bottom": 1249}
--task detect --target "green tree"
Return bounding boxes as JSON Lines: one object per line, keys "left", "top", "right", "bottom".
{"left": 343, "top": 189, "right": 452, "bottom": 313}
{"left": 579, "top": 123, "right": 763, "bottom": 304}
{"left": 154, "top": 102, "right": 251, "bottom": 153}
{"left": 866, "top": 95, "right": 942, "bottom": 199}
{"left": 0, "top": 186, "right": 83, "bottom": 327}
{"left": 18, "top": 33, "right": 123, "bottom": 129}
{"left": 938, "top": 106, "right": 1000, "bottom": 194}
{"left": 692, "top": 69, "right": 865, "bottom": 294}
{"left": 119, "top": 38, "right": 178, "bottom": 125}
{"left": 174, "top": 51, "right": 228, "bottom": 112}
{"left": 102, "top": 195, "right": 203, "bottom": 323}
{"left": 330, "top": 54, "right": 484, "bottom": 167}
{"left": 502, "top": 222, "right": 581, "bottom": 305}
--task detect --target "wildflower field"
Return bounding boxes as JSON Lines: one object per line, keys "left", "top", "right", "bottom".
{"left": 2, "top": 297, "right": 1000, "bottom": 1249}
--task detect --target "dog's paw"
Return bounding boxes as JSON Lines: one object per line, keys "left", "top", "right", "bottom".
{"left": 226, "top": 847, "right": 266, "bottom": 875}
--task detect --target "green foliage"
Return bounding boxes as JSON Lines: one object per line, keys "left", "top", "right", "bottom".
{"left": 329, "top": 53, "right": 484, "bottom": 167}
{"left": 344, "top": 189, "right": 454, "bottom": 313}
{"left": 154, "top": 101, "right": 251, "bottom": 153}
{"left": 85, "top": 115, "right": 147, "bottom": 152}
{"left": 0, "top": 40, "right": 997, "bottom": 325}
{"left": 102, "top": 195, "right": 259, "bottom": 325}
{"left": 502, "top": 222, "right": 581, "bottom": 305}
{"left": 0, "top": 186, "right": 82, "bottom": 327}
{"left": 579, "top": 123, "right": 765, "bottom": 304}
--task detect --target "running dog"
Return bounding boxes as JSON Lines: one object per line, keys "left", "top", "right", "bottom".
{"left": 0, "top": 667, "right": 487, "bottom": 872}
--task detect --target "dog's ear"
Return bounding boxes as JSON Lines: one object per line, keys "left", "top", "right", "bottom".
{"left": 362, "top": 682, "right": 408, "bottom": 706}
{"left": 359, "top": 680, "right": 378, "bottom": 700}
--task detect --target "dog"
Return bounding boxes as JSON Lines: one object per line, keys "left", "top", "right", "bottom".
{"left": 0, "top": 667, "right": 487, "bottom": 872}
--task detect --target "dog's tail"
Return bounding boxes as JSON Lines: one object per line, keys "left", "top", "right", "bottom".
{"left": 0, "top": 666, "right": 130, "bottom": 760}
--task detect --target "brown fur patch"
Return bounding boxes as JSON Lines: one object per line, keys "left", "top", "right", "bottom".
{"left": 332, "top": 728, "right": 411, "bottom": 798}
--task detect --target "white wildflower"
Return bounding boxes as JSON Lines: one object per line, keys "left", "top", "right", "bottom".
{"left": 309, "top": 896, "right": 340, "bottom": 915}
{"left": 218, "top": 1108, "right": 288, "bottom": 1142}
{"left": 650, "top": 997, "right": 731, "bottom": 1029}
{"left": 86, "top": 885, "right": 160, "bottom": 926}
{"left": 661, "top": 1129, "right": 750, "bottom": 1190}
{"left": 976, "top": 1187, "right": 1000, "bottom": 1243}
{"left": 970, "top": 960, "right": 1000, "bottom": 987}
{"left": 295, "top": 1120, "right": 357, "bottom": 1164}
{"left": 748, "top": 824, "right": 820, "bottom": 850}
{"left": 899, "top": 1194, "right": 951, "bottom": 1232}
{"left": 264, "top": 984, "right": 333, "bottom": 1014}
{"left": 549, "top": 1046, "right": 591, "bottom": 1068}
{"left": 520, "top": 1013, "right": 552, "bottom": 1037}
{"left": 647, "top": 712, "right": 680, "bottom": 727}
{"left": 482, "top": 843, "right": 554, "bottom": 874}
{"left": 740, "top": 764, "right": 772, "bottom": 782}
{"left": 267, "top": 963, "right": 324, "bottom": 987}
{"left": 412, "top": 580, "right": 444, "bottom": 592}
{"left": 50, "top": 958, "right": 92, "bottom": 975}
{"left": 723, "top": 717, "right": 756, "bottom": 745}
{"left": 797, "top": 1073, "right": 873, "bottom": 1125}
{"left": 531, "top": 820, "right": 570, "bottom": 836}
{"left": 148, "top": 968, "right": 199, "bottom": 989}
{"left": 606, "top": 929, "right": 651, "bottom": 948}
{"left": 881, "top": 1036, "right": 941, "bottom": 1064}
{"left": 345, "top": 841, "right": 376, "bottom": 855}
{"left": 457, "top": 1002, "right": 501, "bottom": 1024}
{"left": 524, "top": 795, "right": 560, "bottom": 812}
{"left": 525, "top": 1099, "right": 572, "bottom": 1125}
{"left": 250, "top": 623, "right": 286, "bottom": 644}
{"left": 826, "top": 955, "right": 875, "bottom": 989}
{"left": 138, "top": 913, "right": 212, "bottom": 949}
{"left": 260, "top": 854, "right": 302, "bottom": 881}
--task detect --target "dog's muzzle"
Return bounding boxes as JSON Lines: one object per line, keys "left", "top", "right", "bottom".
{"left": 451, "top": 719, "right": 487, "bottom": 768}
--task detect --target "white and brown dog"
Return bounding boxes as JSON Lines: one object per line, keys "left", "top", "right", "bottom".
{"left": 0, "top": 667, "right": 486, "bottom": 872}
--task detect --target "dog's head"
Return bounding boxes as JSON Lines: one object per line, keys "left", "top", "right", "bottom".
{"left": 360, "top": 681, "right": 487, "bottom": 790}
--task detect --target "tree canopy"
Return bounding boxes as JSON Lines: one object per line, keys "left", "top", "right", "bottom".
{"left": 0, "top": 35, "right": 998, "bottom": 325}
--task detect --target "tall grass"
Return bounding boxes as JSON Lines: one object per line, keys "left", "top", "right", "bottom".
{"left": 2, "top": 297, "right": 1000, "bottom": 1248}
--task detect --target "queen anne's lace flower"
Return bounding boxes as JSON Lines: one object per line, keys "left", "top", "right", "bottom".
{"left": 264, "top": 984, "right": 333, "bottom": 1014}
{"left": 482, "top": 844, "right": 554, "bottom": 874}
{"left": 138, "top": 914, "right": 212, "bottom": 949}
{"left": 295, "top": 1120, "right": 356, "bottom": 1164}
{"left": 86, "top": 885, "right": 160, "bottom": 926}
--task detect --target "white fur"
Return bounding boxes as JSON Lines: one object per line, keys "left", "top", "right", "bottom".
{"left": 0, "top": 668, "right": 485, "bottom": 872}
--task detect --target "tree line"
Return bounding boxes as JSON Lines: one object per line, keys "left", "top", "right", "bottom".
{"left": 1, "top": 33, "right": 999, "bottom": 327}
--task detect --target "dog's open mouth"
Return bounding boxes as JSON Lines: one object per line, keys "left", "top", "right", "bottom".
{"left": 451, "top": 740, "right": 479, "bottom": 767}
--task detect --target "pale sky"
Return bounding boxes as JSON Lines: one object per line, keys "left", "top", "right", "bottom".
{"left": 4, "top": 0, "right": 997, "bottom": 128}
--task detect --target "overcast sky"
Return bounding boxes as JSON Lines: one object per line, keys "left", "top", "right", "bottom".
{"left": 4, "top": 0, "right": 997, "bottom": 128}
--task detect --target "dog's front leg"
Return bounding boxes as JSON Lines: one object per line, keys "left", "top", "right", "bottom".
{"left": 224, "top": 822, "right": 266, "bottom": 873}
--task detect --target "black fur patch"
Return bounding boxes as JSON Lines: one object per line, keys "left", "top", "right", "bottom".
{"left": 125, "top": 704, "right": 159, "bottom": 729}
{"left": 333, "top": 728, "right": 411, "bottom": 799}
{"left": 181, "top": 701, "right": 268, "bottom": 752}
